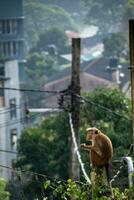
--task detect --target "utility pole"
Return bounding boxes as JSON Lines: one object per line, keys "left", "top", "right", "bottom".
{"left": 129, "top": 19, "right": 134, "bottom": 154}
{"left": 70, "top": 38, "right": 81, "bottom": 181}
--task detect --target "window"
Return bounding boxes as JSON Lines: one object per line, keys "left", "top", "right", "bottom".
{"left": 0, "top": 41, "right": 18, "bottom": 58}
{"left": 10, "top": 129, "right": 17, "bottom": 149}
{"left": 13, "top": 42, "right": 18, "bottom": 56}
{"left": 9, "top": 98, "right": 17, "bottom": 119}
{"left": 0, "top": 21, "right": 2, "bottom": 34}
{"left": 0, "top": 19, "right": 18, "bottom": 35}
{"left": 0, "top": 62, "right": 4, "bottom": 76}
{"left": 12, "top": 20, "right": 17, "bottom": 34}
{"left": 0, "top": 81, "right": 4, "bottom": 108}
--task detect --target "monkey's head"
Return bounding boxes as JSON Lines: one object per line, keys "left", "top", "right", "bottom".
{"left": 86, "top": 127, "right": 100, "bottom": 142}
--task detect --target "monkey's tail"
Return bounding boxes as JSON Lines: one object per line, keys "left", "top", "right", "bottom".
{"left": 105, "top": 163, "right": 110, "bottom": 182}
{"left": 105, "top": 164, "right": 114, "bottom": 198}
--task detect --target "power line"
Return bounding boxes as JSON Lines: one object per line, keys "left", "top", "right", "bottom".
{"left": 110, "top": 144, "right": 134, "bottom": 184}
{"left": 0, "top": 87, "right": 62, "bottom": 94}
{"left": 68, "top": 90, "right": 131, "bottom": 121}
{"left": 0, "top": 163, "right": 87, "bottom": 186}
{"left": 0, "top": 102, "right": 27, "bottom": 115}
{"left": 0, "top": 111, "right": 42, "bottom": 128}
{"left": 0, "top": 105, "right": 62, "bottom": 128}
{"left": 0, "top": 149, "right": 17, "bottom": 154}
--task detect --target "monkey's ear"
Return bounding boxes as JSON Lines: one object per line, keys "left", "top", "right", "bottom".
{"left": 95, "top": 130, "right": 98, "bottom": 134}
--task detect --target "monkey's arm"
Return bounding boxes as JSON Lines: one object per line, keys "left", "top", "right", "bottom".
{"left": 92, "top": 147, "right": 103, "bottom": 158}
{"left": 81, "top": 143, "right": 91, "bottom": 151}
{"left": 82, "top": 144, "right": 103, "bottom": 157}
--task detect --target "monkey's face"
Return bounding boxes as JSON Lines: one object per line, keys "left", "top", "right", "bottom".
{"left": 86, "top": 127, "right": 99, "bottom": 142}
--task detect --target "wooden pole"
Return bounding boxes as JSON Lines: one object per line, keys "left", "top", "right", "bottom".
{"left": 70, "top": 38, "right": 81, "bottom": 181}
{"left": 129, "top": 19, "right": 134, "bottom": 154}
{"left": 91, "top": 166, "right": 115, "bottom": 199}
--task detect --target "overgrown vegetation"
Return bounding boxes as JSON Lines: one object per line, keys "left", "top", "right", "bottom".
{"left": 42, "top": 179, "right": 134, "bottom": 200}
{"left": 0, "top": 179, "right": 10, "bottom": 200}
{"left": 12, "top": 88, "right": 133, "bottom": 199}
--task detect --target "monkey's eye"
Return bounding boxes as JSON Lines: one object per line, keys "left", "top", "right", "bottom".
{"left": 95, "top": 130, "right": 98, "bottom": 134}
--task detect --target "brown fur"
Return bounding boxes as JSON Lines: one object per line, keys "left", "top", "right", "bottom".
{"left": 81, "top": 127, "right": 113, "bottom": 167}
{"left": 81, "top": 127, "right": 114, "bottom": 198}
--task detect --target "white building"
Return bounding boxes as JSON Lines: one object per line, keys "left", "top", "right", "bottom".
{"left": 0, "top": 60, "right": 23, "bottom": 180}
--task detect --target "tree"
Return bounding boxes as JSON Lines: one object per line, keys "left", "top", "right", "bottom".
{"left": 83, "top": 0, "right": 127, "bottom": 33}
{"left": 24, "top": 2, "right": 78, "bottom": 49}
{"left": 81, "top": 88, "right": 132, "bottom": 159}
{"left": 102, "top": 32, "right": 128, "bottom": 58}
{"left": 17, "top": 113, "right": 70, "bottom": 178}
{"left": 16, "top": 113, "right": 70, "bottom": 198}
{"left": 23, "top": 51, "right": 58, "bottom": 107}
{"left": 121, "top": 0, "right": 134, "bottom": 30}
{"left": 33, "top": 27, "right": 70, "bottom": 54}
{"left": 16, "top": 88, "right": 132, "bottom": 197}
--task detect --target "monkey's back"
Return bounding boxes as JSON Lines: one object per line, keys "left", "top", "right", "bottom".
{"left": 90, "top": 133, "right": 113, "bottom": 166}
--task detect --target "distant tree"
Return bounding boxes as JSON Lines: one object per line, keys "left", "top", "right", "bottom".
{"left": 33, "top": 27, "right": 70, "bottom": 54}
{"left": 102, "top": 32, "right": 128, "bottom": 58}
{"left": 121, "top": 0, "right": 134, "bottom": 30}
{"left": 24, "top": 2, "right": 78, "bottom": 49}
{"left": 23, "top": 52, "right": 58, "bottom": 107}
{"left": 83, "top": 0, "right": 127, "bottom": 33}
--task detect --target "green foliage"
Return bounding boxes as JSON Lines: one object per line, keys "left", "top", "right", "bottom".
{"left": 24, "top": 2, "right": 78, "bottom": 48}
{"left": 33, "top": 27, "right": 70, "bottom": 54}
{"left": 112, "top": 186, "right": 134, "bottom": 200}
{"left": 81, "top": 88, "right": 132, "bottom": 159}
{"left": 24, "top": 27, "right": 70, "bottom": 107}
{"left": 17, "top": 113, "right": 70, "bottom": 178}
{"left": 26, "top": 51, "right": 57, "bottom": 79}
{"left": 102, "top": 32, "right": 128, "bottom": 58}
{"left": 16, "top": 88, "right": 133, "bottom": 198}
{"left": 0, "top": 179, "right": 10, "bottom": 200}
{"left": 23, "top": 51, "right": 58, "bottom": 107}
{"left": 43, "top": 179, "right": 90, "bottom": 200}
{"left": 35, "top": 179, "right": 134, "bottom": 200}
{"left": 83, "top": 0, "right": 126, "bottom": 33}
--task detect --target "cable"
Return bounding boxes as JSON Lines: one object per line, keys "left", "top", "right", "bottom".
{"left": 0, "top": 111, "right": 42, "bottom": 128}
{"left": 0, "top": 104, "right": 62, "bottom": 128}
{"left": 0, "top": 149, "right": 17, "bottom": 154}
{"left": 69, "top": 113, "right": 91, "bottom": 185}
{"left": 110, "top": 144, "right": 134, "bottom": 184}
{"left": 69, "top": 90, "right": 131, "bottom": 121}
{"left": 0, "top": 102, "right": 27, "bottom": 115}
{"left": 0, "top": 163, "right": 87, "bottom": 186}
{"left": 0, "top": 87, "right": 62, "bottom": 94}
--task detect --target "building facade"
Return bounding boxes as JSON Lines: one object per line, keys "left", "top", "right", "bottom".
{"left": 0, "top": 0, "right": 25, "bottom": 180}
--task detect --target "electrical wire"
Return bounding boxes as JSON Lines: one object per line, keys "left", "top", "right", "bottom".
{"left": 0, "top": 102, "right": 27, "bottom": 115}
{"left": 0, "top": 111, "right": 42, "bottom": 128}
{"left": 68, "top": 90, "right": 131, "bottom": 121}
{"left": 110, "top": 144, "right": 134, "bottom": 184}
{"left": 0, "top": 87, "right": 62, "bottom": 94}
{"left": 0, "top": 163, "right": 87, "bottom": 186}
{"left": 0, "top": 149, "right": 17, "bottom": 154}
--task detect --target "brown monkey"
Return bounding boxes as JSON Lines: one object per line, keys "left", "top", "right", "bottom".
{"left": 81, "top": 127, "right": 113, "bottom": 180}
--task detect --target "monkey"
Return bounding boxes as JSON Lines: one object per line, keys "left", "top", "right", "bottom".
{"left": 81, "top": 127, "right": 113, "bottom": 181}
